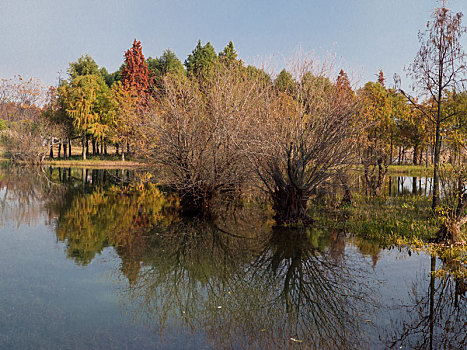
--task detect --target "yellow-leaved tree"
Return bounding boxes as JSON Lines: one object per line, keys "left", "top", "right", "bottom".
{"left": 357, "top": 79, "right": 394, "bottom": 196}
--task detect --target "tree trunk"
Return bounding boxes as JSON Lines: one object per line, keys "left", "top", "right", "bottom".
{"left": 363, "top": 156, "right": 388, "bottom": 197}
{"left": 63, "top": 142, "right": 67, "bottom": 159}
{"left": 178, "top": 185, "right": 215, "bottom": 217}
{"left": 49, "top": 144, "right": 54, "bottom": 159}
{"left": 86, "top": 138, "right": 89, "bottom": 157}
{"left": 116, "top": 143, "right": 119, "bottom": 156}
{"left": 389, "top": 136, "right": 393, "bottom": 165}
{"left": 413, "top": 144, "right": 418, "bottom": 165}
{"left": 82, "top": 135, "right": 87, "bottom": 160}
{"left": 339, "top": 171, "right": 353, "bottom": 207}
{"left": 104, "top": 142, "right": 107, "bottom": 155}
{"left": 68, "top": 139, "right": 72, "bottom": 157}
{"left": 432, "top": 99, "right": 442, "bottom": 210}
{"left": 434, "top": 176, "right": 467, "bottom": 243}
{"left": 92, "top": 139, "right": 96, "bottom": 155}
{"left": 58, "top": 143, "right": 62, "bottom": 158}
{"left": 435, "top": 219, "right": 464, "bottom": 243}
{"left": 271, "top": 185, "right": 311, "bottom": 225}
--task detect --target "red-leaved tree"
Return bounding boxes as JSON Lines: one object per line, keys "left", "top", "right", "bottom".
{"left": 122, "top": 39, "right": 152, "bottom": 104}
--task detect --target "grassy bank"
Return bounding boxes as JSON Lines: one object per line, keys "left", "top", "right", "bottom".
{"left": 43, "top": 145, "right": 144, "bottom": 168}
{"left": 387, "top": 165, "right": 434, "bottom": 177}
{"left": 44, "top": 162, "right": 437, "bottom": 173}
{"left": 351, "top": 164, "right": 435, "bottom": 177}
{"left": 0, "top": 145, "right": 145, "bottom": 169}
{"left": 313, "top": 193, "right": 442, "bottom": 246}
{"left": 44, "top": 157, "right": 143, "bottom": 169}
{"left": 344, "top": 194, "right": 441, "bottom": 244}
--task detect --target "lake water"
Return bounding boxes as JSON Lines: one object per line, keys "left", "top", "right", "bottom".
{"left": 0, "top": 166, "right": 465, "bottom": 349}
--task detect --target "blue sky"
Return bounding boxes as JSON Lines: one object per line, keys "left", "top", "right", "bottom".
{"left": 1, "top": 0, "right": 466, "bottom": 88}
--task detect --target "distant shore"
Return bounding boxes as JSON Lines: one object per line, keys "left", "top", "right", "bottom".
{"left": 1, "top": 151, "right": 437, "bottom": 174}
{"left": 44, "top": 158, "right": 144, "bottom": 169}
{"left": 352, "top": 164, "right": 435, "bottom": 177}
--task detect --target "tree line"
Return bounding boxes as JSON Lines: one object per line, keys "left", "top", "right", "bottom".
{"left": 0, "top": 4, "right": 466, "bottom": 231}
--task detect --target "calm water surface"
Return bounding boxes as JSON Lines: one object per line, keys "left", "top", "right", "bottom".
{"left": 0, "top": 166, "right": 465, "bottom": 349}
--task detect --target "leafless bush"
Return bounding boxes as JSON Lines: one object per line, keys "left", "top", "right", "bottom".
{"left": 139, "top": 56, "right": 358, "bottom": 223}
{"left": 1, "top": 118, "right": 63, "bottom": 163}
{"left": 243, "top": 56, "right": 358, "bottom": 224}
{"left": 0, "top": 76, "right": 46, "bottom": 122}
{"left": 139, "top": 64, "right": 264, "bottom": 213}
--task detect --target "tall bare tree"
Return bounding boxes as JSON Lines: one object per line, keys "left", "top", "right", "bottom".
{"left": 403, "top": 4, "right": 466, "bottom": 210}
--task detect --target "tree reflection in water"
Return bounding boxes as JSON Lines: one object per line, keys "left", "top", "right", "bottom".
{"left": 0, "top": 164, "right": 67, "bottom": 226}
{"left": 238, "top": 228, "right": 372, "bottom": 349}
{"left": 6, "top": 165, "right": 465, "bottom": 349}
{"left": 387, "top": 255, "right": 466, "bottom": 350}
{"left": 26, "top": 168, "right": 375, "bottom": 349}
{"left": 55, "top": 181, "right": 179, "bottom": 285}
{"left": 121, "top": 214, "right": 374, "bottom": 349}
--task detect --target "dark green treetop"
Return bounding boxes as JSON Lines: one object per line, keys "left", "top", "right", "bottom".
{"left": 185, "top": 40, "right": 218, "bottom": 76}
{"left": 68, "top": 54, "right": 100, "bottom": 79}
{"left": 219, "top": 41, "right": 238, "bottom": 63}
{"left": 147, "top": 49, "right": 186, "bottom": 78}
{"left": 275, "top": 69, "right": 295, "bottom": 94}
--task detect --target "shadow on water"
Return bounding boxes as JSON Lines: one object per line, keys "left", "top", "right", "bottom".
{"left": 0, "top": 164, "right": 465, "bottom": 349}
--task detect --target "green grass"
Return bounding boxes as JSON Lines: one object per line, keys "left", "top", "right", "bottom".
{"left": 347, "top": 194, "right": 441, "bottom": 243}
{"left": 351, "top": 164, "right": 435, "bottom": 177}
{"left": 312, "top": 193, "right": 442, "bottom": 246}
{"left": 387, "top": 165, "right": 434, "bottom": 176}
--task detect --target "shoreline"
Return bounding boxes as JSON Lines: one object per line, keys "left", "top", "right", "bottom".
{"left": 352, "top": 164, "right": 435, "bottom": 177}
{"left": 44, "top": 159, "right": 145, "bottom": 169}
{"left": 1, "top": 156, "right": 438, "bottom": 174}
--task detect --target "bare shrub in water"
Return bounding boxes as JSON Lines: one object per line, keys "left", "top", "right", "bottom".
{"left": 244, "top": 56, "right": 358, "bottom": 224}
{"left": 139, "top": 55, "right": 358, "bottom": 224}
{"left": 139, "top": 63, "right": 265, "bottom": 214}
